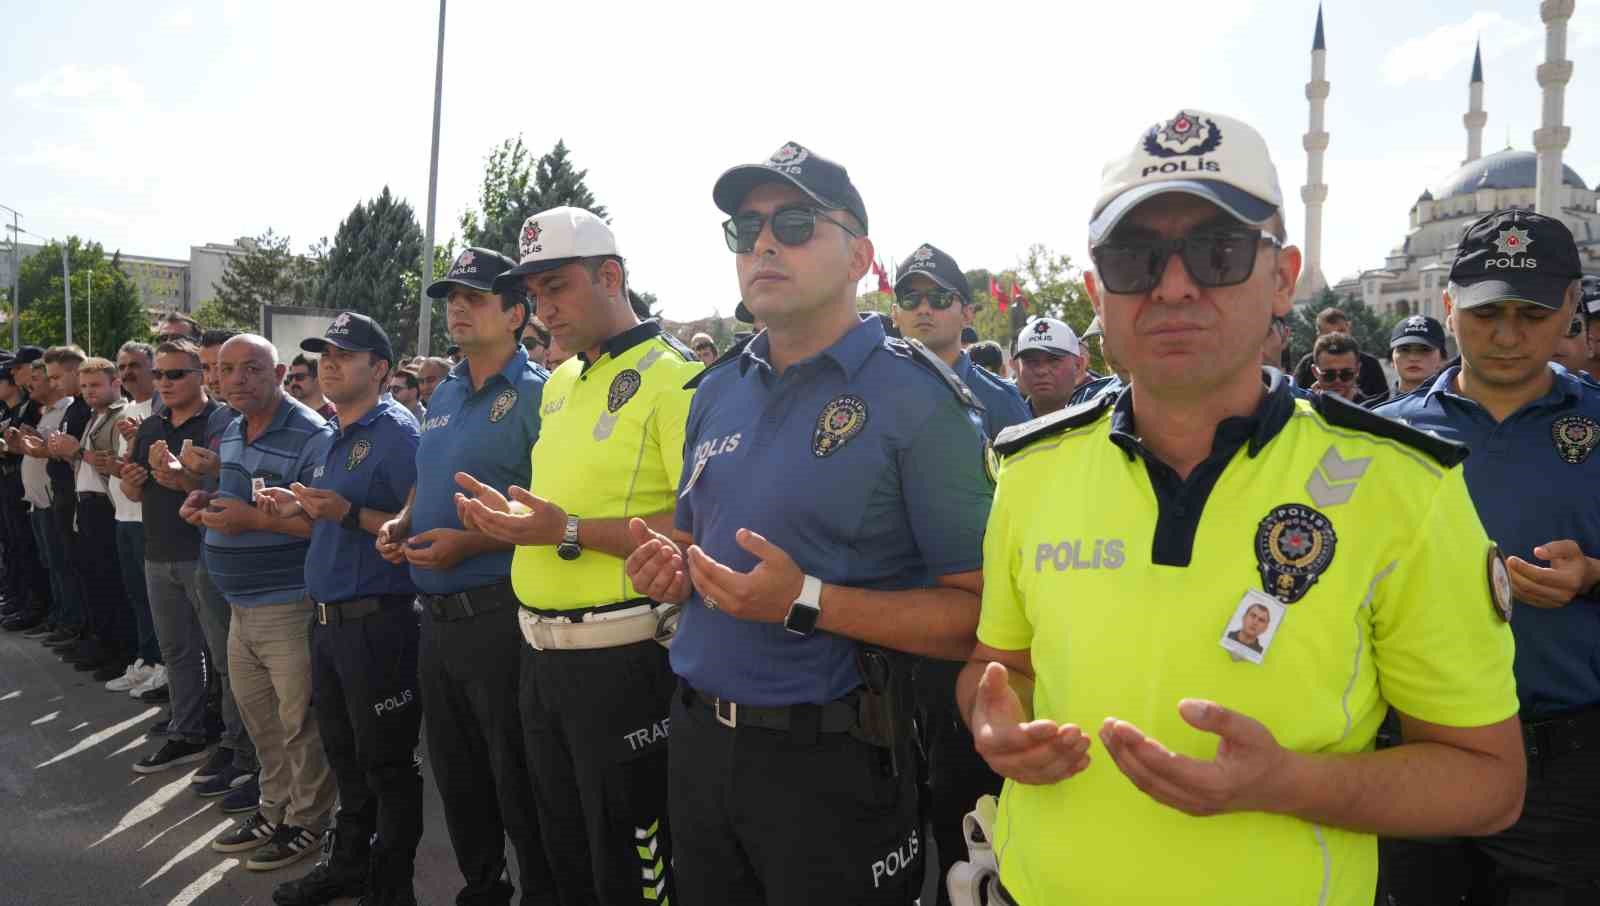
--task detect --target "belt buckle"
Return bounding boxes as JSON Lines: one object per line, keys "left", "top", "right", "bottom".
{"left": 714, "top": 697, "right": 738, "bottom": 729}
{"left": 317, "top": 602, "right": 329, "bottom": 626}
{"left": 456, "top": 591, "right": 476, "bottom": 618}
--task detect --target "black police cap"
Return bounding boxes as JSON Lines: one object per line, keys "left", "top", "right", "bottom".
{"left": 427, "top": 247, "right": 519, "bottom": 299}
{"left": 894, "top": 243, "right": 971, "bottom": 304}
{"left": 1389, "top": 314, "right": 1446, "bottom": 352}
{"left": 1450, "top": 210, "right": 1582, "bottom": 311}
{"left": 301, "top": 311, "right": 396, "bottom": 364}
{"left": 712, "top": 141, "right": 868, "bottom": 233}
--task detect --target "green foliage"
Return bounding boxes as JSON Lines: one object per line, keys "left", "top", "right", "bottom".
{"left": 17, "top": 242, "right": 151, "bottom": 356}
{"left": 1288, "top": 287, "right": 1402, "bottom": 365}
{"left": 212, "top": 229, "right": 321, "bottom": 329}
{"left": 15, "top": 236, "right": 104, "bottom": 313}
{"left": 459, "top": 137, "right": 609, "bottom": 255}
{"left": 191, "top": 297, "right": 255, "bottom": 332}
{"left": 969, "top": 246, "right": 1104, "bottom": 373}
{"left": 318, "top": 187, "right": 431, "bottom": 354}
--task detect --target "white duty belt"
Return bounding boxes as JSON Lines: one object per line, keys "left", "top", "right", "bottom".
{"left": 518, "top": 603, "right": 681, "bottom": 651}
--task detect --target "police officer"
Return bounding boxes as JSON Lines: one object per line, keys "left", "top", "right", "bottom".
{"left": 0, "top": 348, "right": 48, "bottom": 632}
{"left": 376, "top": 247, "right": 561, "bottom": 906}
{"left": 455, "top": 207, "right": 699, "bottom": 905}
{"left": 958, "top": 111, "right": 1525, "bottom": 905}
{"left": 262, "top": 313, "right": 423, "bottom": 906}
{"left": 1377, "top": 211, "right": 1600, "bottom": 903}
{"left": 626, "top": 141, "right": 994, "bottom": 905}
{"left": 1012, "top": 317, "right": 1085, "bottom": 416}
{"left": 1387, "top": 314, "right": 1446, "bottom": 396}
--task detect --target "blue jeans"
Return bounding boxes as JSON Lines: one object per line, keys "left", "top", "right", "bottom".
{"left": 29, "top": 507, "right": 74, "bottom": 627}
{"left": 116, "top": 522, "right": 160, "bottom": 665}
{"left": 145, "top": 559, "right": 207, "bottom": 745}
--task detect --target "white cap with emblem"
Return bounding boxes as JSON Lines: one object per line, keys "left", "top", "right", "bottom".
{"left": 1014, "top": 317, "right": 1082, "bottom": 358}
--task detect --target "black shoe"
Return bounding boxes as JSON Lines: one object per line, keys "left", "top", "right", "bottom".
{"left": 212, "top": 811, "right": 279, "bottom": 854}
{"left": 139, "top": 685, "right": 171, "bottom": 703}
{"left": 92, "top": 663, "right": 125, "bottom": 682}
{"left": 3, "top": 613, "right": 42, "bottom": 632}
{"left": 21, "top": 621, "right": 56, "bottom": 639}
{"left": 247, "top": 825, "right": 319, "bottom": 871}
{"left": 133, "top": 739, "right": 209, "bottom": 774}
{"left": 43, "top": 627, "right": 81, "bottom": 647}
{"left": 221, "top": 774, "right": 260, "bottom": 814}
{"left": 194, "top": 761, "right": 251, "bottom": 798}
{"left": 271, "top": 858, "right": 368, "bottom": 905}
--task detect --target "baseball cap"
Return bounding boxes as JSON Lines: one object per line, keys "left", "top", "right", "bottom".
{"left": 301, "top": 311, "right": 396, "bottom": 364}
{"left": 427, "top": 246, "right": 519, "bottom": 299}
{"left": 1389, "top": 314, "right": 1446, "bottom": 352}
{"left": 712, "top": 141, "right": 869, "bottom": 233}
{"left": 1448, "top": 210, "right": 1582, "bottom": 311}
{"left": 1089, "top": 109, "right": 1283, "bottom": 245}
{"left": 894, "top": 243, "right": 970, "bottom": 303}
{"left": 492, "top": 207, "right": 620, "bottom": 293}
{"left": 1015, "top": 318, "right": 1082, "bottom": 358}
{"left": 14, "top": 346, "right": 44, "bottom": 365}
{"left": 1579, "top": 274, "right": 1599, "bottom": 316}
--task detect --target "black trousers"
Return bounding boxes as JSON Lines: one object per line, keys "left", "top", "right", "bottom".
{"left": 310, "top": 599, "right": 424, "bottom": 888}
{"left": 419, "top": 601, "right": 557, "bottom": 906}
{"left": 520, "top": 638, "right": 674, "bottom": 906}
{"left": 1378, "top": 744, "right": 1600, "bottom": 905}
{"left": 0, "top": 482, "right": 45, "bottom": 616}
{"left": 916, "top": 659, "right": 1002, "bottom": 906}
{"left": 47, "top": 488, "right": 84, "bottom": 630}
{"left": 669, "top": 685, "right": 923, "bottom": 906}
{"left": 74, "top": 494, "right": 131, "bottom": 661}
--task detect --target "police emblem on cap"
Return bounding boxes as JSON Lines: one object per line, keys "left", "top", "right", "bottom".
{"left": 520, "top": 221, "right": 543, "bottom": 258}
{"left": 607, "top": 370, "right": 642, "bottom": 414}
{"left": 1551, "top": 415, "right": 1600, "bottom": 464}
{"left": 912, "top": 246, "right": 934, "bottom": 263}
{"left": 1492, "top": 227, "right": 1532, "bottom": 257}
{"left": 329, "top": 312, "right": 353, "bottom": 336}
{"left": 452, "top": 250, "right": 477, "bottom": 274}
{"left": 1254, "top": 504, "right": 1337, "bottom": 604}
{"left": 768, "top": 142, "right": 809, "bottom": 168}
{"left": 489, "top": 388, "right": 517, "bottom": 423}
{"left": 1402, "top": 315, "right": 1428, "bottom": 332}
{"left": 1032, "top": 321, "right": 1050, "bottom": 335}
{"left": 1486, "top": 545, "right": 1514, "bottom": 622}
{"left": 346, "top": 439, "right": 371, "bottom": 472}
{"left": 1144, "top": 111, "right": 1223, "bottom": 159}
{"left": 812, "top": 394, "right": 868, "bottom": 457}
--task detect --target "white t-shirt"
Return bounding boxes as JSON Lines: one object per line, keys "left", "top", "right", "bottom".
{"left": 22, "top": 397, "right": 69, "bottom": 510}
{"left": 108, "top": 398, "right": 152, "bottom": 522}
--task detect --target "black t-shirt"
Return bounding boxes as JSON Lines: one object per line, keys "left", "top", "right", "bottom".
{"left": 133, "top": 399, "right": 219, "bottom": 563}
{"left": 1292, "top": 350, "right": 1390, "bottom": 401}
{"left": 46, "top": 397, "right": 92, "bottom": 488}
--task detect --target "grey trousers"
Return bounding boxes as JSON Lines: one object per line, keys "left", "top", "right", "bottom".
{"left": 145, "top": 560, "right": 206, "bottom": 745}
{"left": 190, "top": 561, "right": 257, "bottom": 771}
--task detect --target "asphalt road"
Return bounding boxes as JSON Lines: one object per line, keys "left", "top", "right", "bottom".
{"left": 0, "top": 626, "right": 509, "bottom": 906}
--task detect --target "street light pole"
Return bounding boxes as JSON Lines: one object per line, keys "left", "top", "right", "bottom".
{"left": 0, "top": 204, "right": 20, "bottom": 350}
{"left": 62, "top": 244, "right": 71, "bottom": 346}
{"left": 417, "top": 0, "right": 447, "bottom": 357}
{"left": 86, "top": 270, "right": 92, "bottom": 356}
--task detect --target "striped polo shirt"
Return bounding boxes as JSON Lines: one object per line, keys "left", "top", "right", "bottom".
{"left": 204, "top": 395, "right": 334, "bottom": 606}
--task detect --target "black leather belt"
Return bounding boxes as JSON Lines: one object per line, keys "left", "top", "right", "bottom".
{"left": 1522, "top": 706, "right": 1600, "bottom": 763}
{"left": 315, "top": 594, "right": 412, "bottom": 626}
{"left": 77, "top": 492, "right": 111, "bottom": 504}
{"left": 682, "top": 682, "right": 858, "bottom": 733}
{"left": 420, "top": 580, "right": 517, "bottom": 622}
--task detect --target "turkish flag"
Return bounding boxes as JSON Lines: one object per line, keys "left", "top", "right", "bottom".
{"left": 990, "top": 275, "right": 1007, "bottom": 311}
{"left": 872, "top": 259, "right": 892, "bottom": 295}
{"left": 1011, "top": 281, "right": 1028, "bottom": 309}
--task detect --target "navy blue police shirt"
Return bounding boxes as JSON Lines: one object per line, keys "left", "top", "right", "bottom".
{"left": 304, "top": 397, "right": 419, "bottom": 603}
{"left": 409, "top": 348, "right": 546, "bottom": 595}
{"left": 672, "top": 315, "right": 995, "bottom": 707}
{"left": 955, "top": 350, "right": 1032, "bottom": 440}
{"left": 1378, "top": 364, "right": 1600, "bottom": 717}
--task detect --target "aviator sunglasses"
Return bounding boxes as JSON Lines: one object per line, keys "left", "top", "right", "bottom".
{"left": 1314, "top": 366, "right": 1358, "bottom": 383}
{"left": 153, "top": 368, "right": 201, "bottom": 381}
{"left": 1091, "top": 228, "right": 1281, "bottom": 295}
{"left": 723, "top": 206, "right": 861, "bottom": 254}
{"left": 895, "top": 289, "right": 962, "bottom": 311}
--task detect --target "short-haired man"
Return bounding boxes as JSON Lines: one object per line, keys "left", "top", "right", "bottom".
{"left": 968, "top": 340, "right": 1007, "bottom": 379}
{"left": 414, "top": 357, "right": 450, "bottom": 407}
{"left": 0, "top": 351, "right": 50, "bottom": 633}
{"left": 964, "top": 110, "right": 1523, "bottom": 904}
{"left": 387, "top": 369, "right": 425, "bottom": 422}
{"left": 522, "top": 322, "right": 551, "bottom": 368}
{"left": 13, "top": 358, "right": 71, "bottom": 642}
{"left": 690, "top": 332, "right": 718, "bottom": 366}
{"left": 158, "top": 312, "right": 203, "bottom": 343}
{"left": 377, "top": 247, "right": 562, "bottom": 906}
{"left": 38, "top": 346, "right": 93, "bottom": 653}
{"left": 103, "top": 343, "right": 164, "bottom": 692}
{"left": 1389, "top": 315, "right": 1447, "bottom": 395}
{"left": 1014, "top": 317, "right": 1085, "bottom": 416}
{"left": 62, "top": 357, "right": 133, "bottom": 677}
{"left": 1309, "top": 331, "right": 1365, "bottom": 402}
{"left": 892, "top": 243, "right": 1031, "bottom": 440}
{"left": 1377, "top": 212, "right": 1600, "bottom": 902}
{"left": 288, "top": 354, "right": 337, "bottom": 421}
{"left": 266, "top": 313, "right": 424, "bottom": 906}
{"left": 1292, "top": 306, "right": 1389, "bottom": 398}
{"left": 196, "top": 335, "right": 336, "bottom": 871}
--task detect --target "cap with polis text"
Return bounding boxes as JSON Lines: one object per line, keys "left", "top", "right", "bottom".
{"left": 1449, "top": 210, "right": 1582, "bottom": 310}
{"left": 428, "top": 246, "right": 518, "bottom": 298}
{"left": 1090, "top": 109, "right": 1283, "bottom": 245}
{"left": 712, "top": 141, "right": 869, "bottom": 233}
{"left": 1015, "top": 317, "right": 1082, "bottom": 358}
{"left": 1389, "top": 314, "right": 1446, "bottom": 352}
{"left": 895, "top": 243, "right": 971, "bottom": 303}
{"left": 493, "top": 207, "right": 620, "bottom": 293}
{"left": 1580, "top": 274, "right": 1600, "bottom": 316}
{"left": 301, "top": 311, "right": 395, "bottom": 365}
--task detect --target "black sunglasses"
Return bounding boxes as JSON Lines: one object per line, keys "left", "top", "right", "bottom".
{"left": 153, "top": 368, "right": 201, "bottom": 381}
{"left": 1091, "top": 229, "right": 1281, "bottom": 295}
{"left": 895, "top": 289, "right": 962, "bottom": 312}
{"left": 722, "top": 206, "right": 861, "bottom": 254}
{"left": 1315, "top": 367, "right": 1358, "bottom": 383}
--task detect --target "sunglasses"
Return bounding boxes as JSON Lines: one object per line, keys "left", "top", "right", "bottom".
{"left": 153, "top": 368, "right": 201, "bottom": 381}
{"left": 1315, "top": 367, "right": 1358, "bottom": 383}
{"left": 895, "top": 289, "right": 961, "bottom": 311}
{"left": 1091, "top": 229, "right": 1281, "bottom": 295}
{"left": 722, "top": 206, "right": 861, "bottom": 254}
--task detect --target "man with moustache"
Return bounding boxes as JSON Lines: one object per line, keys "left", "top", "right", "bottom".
{"left": 1013, "top": 317, "right": 1085, "bottom": 416}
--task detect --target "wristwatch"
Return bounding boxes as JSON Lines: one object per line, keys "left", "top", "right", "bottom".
{"left": 340, "top": 505, "right": 363, "bottom": 532}
{"left": 784, "top": 575, "right": 824, "bottom": 637}
{"left": 557, "top": 514, "right": 582, "bottom": 561}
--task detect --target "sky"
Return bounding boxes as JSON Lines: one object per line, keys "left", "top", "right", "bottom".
{"left": 3, "top": 0, "right": 1598, "bottom": 324}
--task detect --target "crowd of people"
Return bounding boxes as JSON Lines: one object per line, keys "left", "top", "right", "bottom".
{"left": 1, "top": 107, "right": 1598, "bottom": 906}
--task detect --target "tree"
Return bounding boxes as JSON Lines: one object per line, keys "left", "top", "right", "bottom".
{"left": 15, "top": 236, "right": 105, "bottom": 314}
{"left": 970, "top": 246, "right": 1104, "bottom": 373}
{"left": 317, "top": 187, "right": 428, "bottom": 353}
{"left": 1289, "top": 288, "right": 1400, "bottom": 366}
{"left": 17, "top": 242, "right": 151, "bottom": 356}
{"left": 211, "top": 229, "right": 320, "bottom": 328}
{"left": 460, "top": 137, "right": 609, "bottom": 255}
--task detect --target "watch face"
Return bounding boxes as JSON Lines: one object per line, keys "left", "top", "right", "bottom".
{"left": 557, "top": 542, "right": 582, "bottom": 561}
{"left": 784, "top": 601, "right": 821, "bottom": 637}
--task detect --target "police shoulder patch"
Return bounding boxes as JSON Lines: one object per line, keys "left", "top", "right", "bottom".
{"left": 660, "top": 332, "right": 699, "bottom": 363}
{"left": 346, "top": 439, "right": 372, "bottom": 471}
{"left": 889, "top": 337, "right": 986, "bottom": 415}
{"left": 1310, "top": 392, "right": 1468, "bottom": 467}
{"left": 684, "top": 334, "right": 754, "bottom": 390}
{"left": 1486, "top": 544, "right": 1514, "bottom": 622}
{"left": 993, "top": 392, "right": 1115, "bottom": 457}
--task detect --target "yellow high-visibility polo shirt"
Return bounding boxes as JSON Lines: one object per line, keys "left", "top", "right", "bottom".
{"left": 510, "top": 321, "right": 700, "bottom": 611}
{"left": 978, "top": 377, "right": 1518, "bottom": 906}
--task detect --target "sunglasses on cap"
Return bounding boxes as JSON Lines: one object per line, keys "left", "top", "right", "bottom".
{"left": 722, "top": 206, "right": 861, "bottom": 254}
{"left": 1314, "top": 366, "right": 1358, "bottom": 383}
{"left": 895, "top": 289, "right": 962, "bottom": 312}
{"left": 1091, "top": 229, "right": 1281, "bottom": 295}
{"left": 153, "top": 368, "right": 201, "bottom": 381}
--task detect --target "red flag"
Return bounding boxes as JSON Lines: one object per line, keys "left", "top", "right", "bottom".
{"left": 872, "top": 259, "right": 892, "bottom": 295}
{"left": 990, "top": 275, "right": 1008, "bottom": 311}
{"left": 1011, "top": 281, "right": 1028, "bottom": 310}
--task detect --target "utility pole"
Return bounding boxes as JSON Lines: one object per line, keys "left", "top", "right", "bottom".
{"left": 62, "top": 244, "right": 71, "bottom": 346}
{"left": 418, "top": 0, "right": 447, "bottom": 356}
{"left": 1, "top": 205, "right": 20, "bottom": 350}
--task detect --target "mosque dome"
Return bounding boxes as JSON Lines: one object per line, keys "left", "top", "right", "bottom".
{"left": 1431, "top": 147, "right": 1587, "bottom": 200}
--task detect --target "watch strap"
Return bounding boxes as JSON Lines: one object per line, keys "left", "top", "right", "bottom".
{"left": 798, "top": 574, "right": 823, "bottom": 608}
{"left": 341, "top": 505, "right": 362, "bottom": 531}
{"left": 563, "top": 514, "right": 581, "bottom": 546}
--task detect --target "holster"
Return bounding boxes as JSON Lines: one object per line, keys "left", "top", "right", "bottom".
{"left": 850, "top": 646, "right": 917, "bottom": 778}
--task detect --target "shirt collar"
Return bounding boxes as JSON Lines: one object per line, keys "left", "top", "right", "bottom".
{"left": 1108, "top": 367, "right": 1295, "bottom": 462}
{"left": 579, "top": 320, "right": 663, "bottom": 374}
{"left": 1427, "top": 362, "right": 1584, "bottom": 411}
{"left": 738, "top": 314, "right": 885, "bottom": 380}
{"left": 451, "top": 345, "right": 530, "bottom": 390}
{"left": 341, "top": 397, "right": 396, "bottom": 434}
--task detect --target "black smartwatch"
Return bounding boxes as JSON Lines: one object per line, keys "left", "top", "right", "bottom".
{"left": 783, "top": 575, "right": 823, "bottom": 637}
{"left": 557, "top": 514, "right": 582, "bottom": 561}
{"left": 340, "top": 505, "right": 362, "bottom": 532}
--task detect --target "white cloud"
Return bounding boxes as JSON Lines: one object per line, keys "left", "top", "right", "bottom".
{"left": 14, "top": 64, "right": 146, "bottom": 107}
{"left": 1380, "top": 12, "right": 1542, "bottom": 85}
{"left": 163, "top": 8, "right": 195, "bottom": 31}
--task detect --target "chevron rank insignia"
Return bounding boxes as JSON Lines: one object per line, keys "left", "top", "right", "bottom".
{"left": 1305, "top": 446, "right": 1370, "bottom": 507}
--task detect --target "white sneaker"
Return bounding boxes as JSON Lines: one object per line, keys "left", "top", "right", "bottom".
{"left": 105, "top": 659, "right": 151, "bottom": 692}
{"left": 130, "top": 664, "right": 168, "bottom": 699}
